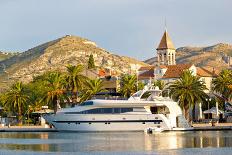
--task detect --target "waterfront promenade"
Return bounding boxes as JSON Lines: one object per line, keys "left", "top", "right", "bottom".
{"left": 0, "top": 123, "right": 232, "bottom": 132}
{"left": 0, "top": 125, "right": 56, "bottom": 132}
{"left": 192, "top": 123, "right": 232, "bottom": 130}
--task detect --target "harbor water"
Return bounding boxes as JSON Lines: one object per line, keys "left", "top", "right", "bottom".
{"left": 0, "top": 131, "right": 232, "bottom": 154}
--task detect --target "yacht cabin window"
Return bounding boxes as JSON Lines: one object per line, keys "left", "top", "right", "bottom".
{"left": 141, "top": 92, "right": 151, "bottom": 99}
{"left": 79, "top": 101, "right": 94, "bottom": 106}
{"left": 150, "top": 106, "right": 170, "bottom": 114}
{"left": 65, "top": 108, "right": 133, "bottom": 114}
{"left": 131, "top": 90, "right": 142, "bottom": 98}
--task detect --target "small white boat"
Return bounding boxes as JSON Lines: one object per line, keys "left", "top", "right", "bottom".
{"left": 144, "top": 127, "right": 164, "bottom": 134}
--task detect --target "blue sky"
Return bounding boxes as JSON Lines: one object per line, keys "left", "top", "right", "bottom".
{"left": 0, "top": 0, "right": 231, "bottom": 60}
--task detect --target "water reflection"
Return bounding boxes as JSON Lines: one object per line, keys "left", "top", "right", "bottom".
{"left": 0, "top": 131, "right": 232, "bottom": 152}
{"left": 144, "top": 131, "right": 232, "bottom": 150}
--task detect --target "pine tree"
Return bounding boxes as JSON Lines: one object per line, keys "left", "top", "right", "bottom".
{"left": 88, "top": 54, "right": 95, "bottom": 69}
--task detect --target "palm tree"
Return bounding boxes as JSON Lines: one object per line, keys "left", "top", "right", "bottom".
{"left": 3, "top": 81, "right": 29, "bottom": 125}
{"left": 212, "top": 69, "right": 232, "bottom": 101}
{"left": 80, "top": 79, "right": 106, "bottom": 102}
{"left": 65, "top": 64, "right": 87, "bottom": 102}
{"left": 120, "top": 74, "right": 137, "bottom": 98}
{"left": 166, "top": 70, "right": 208, "bottom": 122}
{"left": 42, "top": 72, "right": 67, "bottom": 113}
{"left": 153, "top": 80, "right": 165, "bottom": 90}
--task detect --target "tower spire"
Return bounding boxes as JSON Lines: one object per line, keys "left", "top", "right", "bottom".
{"left": 156, "top": 28, "right": 176, "bottom": 66}
{"left": 164, "top": 18, "right": 167, "bottom": 31}
{"left": 156, "top": 30, "right": 175, "bottom": 50}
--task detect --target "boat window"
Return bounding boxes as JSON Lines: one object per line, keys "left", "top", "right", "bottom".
{"left": 133, "top": 108, "right": 146, "bottom": 112}
{"left": 131, "top": 90, "right": 142, "bottom": 98}
{"left": 141, "top": 92, "right": 152, "bottom": 99}
{"left": 150, "top": 106, "right": 170, "bottom": 114}
{"left": 65, "top": 108, "right": 133, "bottom": 114}
{"left": 79, "top": 101, "right": 93, "bottom": 106}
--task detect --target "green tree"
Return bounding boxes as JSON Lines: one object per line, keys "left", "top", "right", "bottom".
{"left": 120, "top": 74, "right": 137, "bottom": 98}
{"left": 138, "top": 81, "right": 145, "bottom": 91}
{"left": 88, "top": 54, "right": 95, "bottom": 69}
{"left": 23, "top": 78, "right": 48, "bottom": 111}
{"left": 166, "top": 70, "right": 208, "bottom": 122}
{"left": 65, "top": 64, "right": 87, "bottom": 102}
{"left": 42, "top": 72, "right": 67, "bottom": 113}
{"left": 80, "top": 79, "right": 106, "bottom": 102}
{"left": 153, "top": 80, "right": 165, "bottom": 90}
{"left": 212, "top": 69, "right": 232, "bottom": 101}
{"left": 3, "top": 81, "right": 30, "bottom": 125}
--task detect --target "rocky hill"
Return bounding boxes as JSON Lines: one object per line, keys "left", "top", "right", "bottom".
{"left": 0, "top": 51, "right": 18, "bottom": 62}
{"left": 145, "top": 43, "right": 232, "bottom": 69}
{"left": 0, "top": 35, "right": 148, "bottom": 89}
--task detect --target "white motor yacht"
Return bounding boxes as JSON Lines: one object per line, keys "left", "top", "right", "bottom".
{"left": 43, "top": 86, "right": 191, "bottom": 132}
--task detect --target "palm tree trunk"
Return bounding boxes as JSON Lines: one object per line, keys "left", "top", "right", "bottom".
{"left": 192, "top": 104, "right": 195, "bottom": 122}
{"left": 184, "top": 103, "right": 190, "bottom": 123}
{"left": 54, "top": 96, "right": 58, "bottom": 114}
{"left": 72, "top": 91, "right": 79, "bottom": 103}
{"left": 18, "top": 106, "right": 23, "bottom": 126}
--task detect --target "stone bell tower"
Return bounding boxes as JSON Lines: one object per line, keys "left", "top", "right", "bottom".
{"left": 156, "top": 29, "right": 176, "bottom": 65}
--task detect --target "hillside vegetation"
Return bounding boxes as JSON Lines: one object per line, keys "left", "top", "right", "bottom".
{"left": 0, "top": 35, "right": 148, "bottom": 90}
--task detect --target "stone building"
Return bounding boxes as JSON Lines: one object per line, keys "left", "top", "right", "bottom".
{"left": 138, "top": 29, "right": 218, "bottom": 92}
{"left": 156, "top": 29, "right": 176, "bottom": 65}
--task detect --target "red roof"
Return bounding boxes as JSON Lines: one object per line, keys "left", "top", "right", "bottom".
{"left": 162, "top": 64, "right": 193, "bottom": 78}
{"left": 229, "top": 85, "right": 232, "bottom": 90}
{"left": 197, "top": 67, "right": 218, "bottom": 77}
{"left": 197, "top": 67, "right": 220, "bottom": 77}
{"left": 139, "top": 66, "right": 155, "bottom": 71}
{"left": 157, "top": 30, "right": 175, "bottom": 50}
{"left": 98, "top": 69, "right": 106, "bottom": 77}
{"left": 138, "top": 69, "right": 154, "bottom": 79}
{"left": 159, "top": 65, "right": 168, "bottom": 69}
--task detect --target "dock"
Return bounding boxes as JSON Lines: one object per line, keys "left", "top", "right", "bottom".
{"left": 0, "top": 123, "right": 232, "bottom": 132}
{"left": 0, "top": 126, "right": 57, "bottom": 132}
{"left": 192, "top": 123, "right": 232, "bottom": 131}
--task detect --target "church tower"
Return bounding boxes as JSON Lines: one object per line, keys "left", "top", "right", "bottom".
{"left": 156, "top": 29, "right": 176, "bottom": 65}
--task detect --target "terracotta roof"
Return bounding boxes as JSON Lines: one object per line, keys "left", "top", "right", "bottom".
{"left": 157, "top": 30, "right": 175, "bottom": 50}
{"left": 162, "top": 64, "right": 193, "bottom": 78}
{"left": 139, "top": 66, "right": 155, "bottom": 71}
{"left": 228, "top": 85, "right": 232, "bottom": 88}
{"left": 197, "top": 67, "right": 218, "bottom": 77}
{"left": 98, "top": 68, "right": 119, "bottom": 77}
{"left": 138, "top": 69, "right": 154, "bottom": 79}
{"left": 98, "top": 69, "right": 106, "bottom": 77}
{"left": 159, "top": 65, "right": 168, "bottom": 69}
{"left": 229, "top": 85, "right": 232, "bottom": 90}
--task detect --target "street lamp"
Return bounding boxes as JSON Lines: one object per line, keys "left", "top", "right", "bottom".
{"left": 135, "top": 64, "right": 139, "bottom": 92}
{"left": 28, "top": 105, "right": 31, "bottom": 126}
{"left": 206, "top": 98, "right": 211, "bottom": 119}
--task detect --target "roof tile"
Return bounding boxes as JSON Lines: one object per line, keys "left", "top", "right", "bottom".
{"left": 162, "top": 64, "right": 193, "bottom": 78}
{"left": 157, "top": 30, "right": 175, "bottom": 50}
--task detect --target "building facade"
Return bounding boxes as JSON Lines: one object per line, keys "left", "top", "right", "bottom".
{"left": 139, "top": 29, "right": 218, "bottom": 93}
{"left": 157, "top": 29, "right": 176, "bottom": 65}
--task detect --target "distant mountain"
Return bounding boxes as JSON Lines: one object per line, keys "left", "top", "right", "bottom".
{"left": 0, "top": 35, "right": 148, "bottom": 89}
{"left": 145, "top": 43, "right": 232, "bottom": 69}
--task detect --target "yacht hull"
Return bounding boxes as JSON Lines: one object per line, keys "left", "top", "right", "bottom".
{"left": 43, "top": 114, "right": 172, "bottom": 132}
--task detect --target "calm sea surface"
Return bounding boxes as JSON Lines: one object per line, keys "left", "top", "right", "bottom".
{"left": 0, "top": 131, "right": 232, "bottom": 154}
